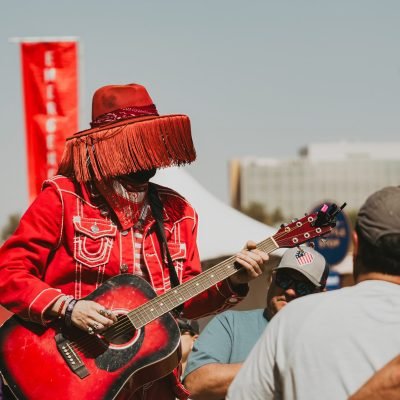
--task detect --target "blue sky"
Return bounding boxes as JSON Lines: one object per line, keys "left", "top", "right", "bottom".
{"left": 0, "top": 1, "right": 399, "bottom": 227}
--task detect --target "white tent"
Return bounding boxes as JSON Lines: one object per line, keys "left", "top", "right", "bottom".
{"left": 153, "top": 167, "right": 279, "bottom": 261}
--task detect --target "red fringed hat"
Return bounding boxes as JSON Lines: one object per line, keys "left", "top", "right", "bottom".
{"left": 58, "top": 83, "right": 196, "bottom": 182}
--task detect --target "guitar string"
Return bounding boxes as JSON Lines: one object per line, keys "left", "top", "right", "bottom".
{"left": 105, "top": 218, "right": 319, "bottom": 338}
{"left": 70, "top": 240, "right": 271, "bottom": 348}
{"left": 70, "top": 219, "right": 323, "bottom": 353}
{"left": 69, "top": 244, "right": 277, "bottom": 352}
{"left": 99, "top": 240, "right": 280, "bottom": 341}
{"left": 117, "top": 229, "right": 293, "bottom": 327}
{"left": 69, "top": 217, "right": 324, "bottom": 352}
{"left": 69, "top": 218, "right": 323, "bottom": 352}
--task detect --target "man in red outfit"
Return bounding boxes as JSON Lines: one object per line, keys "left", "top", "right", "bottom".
{"left": 0, "top": 83, "right": 268, "bottom": 399}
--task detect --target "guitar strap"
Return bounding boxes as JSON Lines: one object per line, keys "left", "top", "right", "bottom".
{"left": 148, "top": 183, "right": 183, "bottom": 314}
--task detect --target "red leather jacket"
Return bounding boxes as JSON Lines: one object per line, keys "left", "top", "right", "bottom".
{"left": 0, "top": 175, "right": 247, "bottom": 399}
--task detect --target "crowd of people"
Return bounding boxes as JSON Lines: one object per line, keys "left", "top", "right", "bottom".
{"left": 0, "top": 82, "right": 398, "bottom": 400}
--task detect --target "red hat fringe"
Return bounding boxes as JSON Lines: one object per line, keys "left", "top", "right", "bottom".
{"left": 58, "top": 115, "right": 196, "bottom": 182}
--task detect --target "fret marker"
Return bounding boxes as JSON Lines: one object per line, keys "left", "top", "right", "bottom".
{"left": 150, "top": 308, "right": 154, "bottom": 312}
{"left": 196, "top": 283, "right": 199, "bottom": 286}
{"left": 179, "top": 297, "right": 183, "bottom": 301}
{"left": 211, "top": 274, "right": 214, "bottom": 278}
{"left": 227, "top": 266, "right": 231, "bottom": 269}
{"left": 174, "top": 290, "right": 178, "bottom": 294}
{"left": 159, "top": 303, "right": 164, "bottom": 306}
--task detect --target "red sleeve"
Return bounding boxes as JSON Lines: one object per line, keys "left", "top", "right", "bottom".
{"left": 180, "top": 210, "right": 249, "bottom": 319}
{"left": 0, "top": 185, "right": 64, "bottom": 325}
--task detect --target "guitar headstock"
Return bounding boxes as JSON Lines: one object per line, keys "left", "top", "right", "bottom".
{"left": 273, "top": 203, "right": 346, "bottom": 249}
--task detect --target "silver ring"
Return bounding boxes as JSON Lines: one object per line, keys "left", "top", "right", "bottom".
{"left": 92, "top": 322, "right": 99, "bottom": 331}
{"left": 99, "top": 308, "right": 111, "bottom": 317}
{"left": 87, "top": 326, "right": 95, "bottom": 335}
{"left": 100, "top": 308, "right": 113, "bottom": 318}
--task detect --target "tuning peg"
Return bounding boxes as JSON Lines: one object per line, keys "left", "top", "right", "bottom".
{"left": 304, "top": 213, "right": 308, "bottom": 216}
{"left": 328, "top": 204, "right": 338, "bottom": 216}
{"left": 280, "top": 223, "right": 286, "bottom": 229}
{"left": 291, "top": 218, "right": 298, "bottom": 222}
{"left": 308, "top": 241, "right": 315, "bottom": 249}
{"left": 330, "top": 202, "right": 347, "bottom": 218}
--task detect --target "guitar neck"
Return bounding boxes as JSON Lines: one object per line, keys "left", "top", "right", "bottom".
{"left": 127, "top": 236, "right": 279, "bottom": 328}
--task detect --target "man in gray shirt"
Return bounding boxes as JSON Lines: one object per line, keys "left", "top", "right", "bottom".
{"left": 183, "top": 246, "right": 328, "bottom": 400}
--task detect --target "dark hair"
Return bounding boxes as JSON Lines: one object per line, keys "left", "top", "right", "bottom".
{"left": 355, "top": 223, "right": 400, "bottom": 276}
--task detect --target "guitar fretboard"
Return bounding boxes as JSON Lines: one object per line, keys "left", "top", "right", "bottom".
{"left": 127, "top": 236, "right": 278, "bottom": 328}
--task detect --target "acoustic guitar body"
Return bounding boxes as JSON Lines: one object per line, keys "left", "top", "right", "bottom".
{"left": 0, "top": 274, "right": 181, "bottom": 400}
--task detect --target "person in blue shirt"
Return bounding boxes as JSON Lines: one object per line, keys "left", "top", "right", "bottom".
{"left": 183, "top": 246, "right": 328, "bottom": 400}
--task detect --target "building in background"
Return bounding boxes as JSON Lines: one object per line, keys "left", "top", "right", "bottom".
{"left": 230, "top": 142, "right": 400, "bottom": 220}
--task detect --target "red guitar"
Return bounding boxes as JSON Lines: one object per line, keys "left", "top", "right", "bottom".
{"left": 0, "top": 203, "right": 345, "bottom": 399}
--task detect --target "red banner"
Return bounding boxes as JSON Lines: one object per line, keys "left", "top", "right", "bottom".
{"left": 21, "top": 41, "right": 79, "bottom": 202}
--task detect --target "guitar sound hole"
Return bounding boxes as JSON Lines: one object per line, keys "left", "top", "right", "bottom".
{"left": 103, "top": 314, "right": 137, "bottom": 345}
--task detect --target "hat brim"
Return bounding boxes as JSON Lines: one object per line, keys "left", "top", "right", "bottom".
{"left": 58, "top": 114, "right": 196, "bottom": 182}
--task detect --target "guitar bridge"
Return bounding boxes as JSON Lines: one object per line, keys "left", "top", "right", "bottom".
{"left": 55, "top": 333, "right": 90, "bottom": 379}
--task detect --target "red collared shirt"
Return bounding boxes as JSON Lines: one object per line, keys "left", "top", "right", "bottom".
{"left": 0, "top": 175, "right": 247, "bottom": 325}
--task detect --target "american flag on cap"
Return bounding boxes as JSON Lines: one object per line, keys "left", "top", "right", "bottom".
{"left": 295, "top": 250, "right": 314, "bottom": 266}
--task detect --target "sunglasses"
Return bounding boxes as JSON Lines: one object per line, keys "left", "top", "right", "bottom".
{"left": 274, "top": 270, "right": 317, "bottom": 296}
